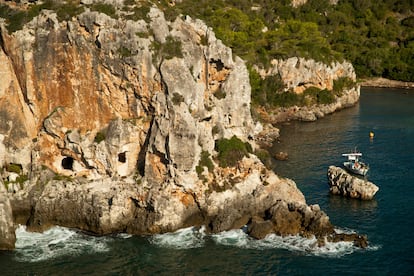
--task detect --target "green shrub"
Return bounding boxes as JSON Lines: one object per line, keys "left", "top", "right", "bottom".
{"left": 118, "top": 46, "right": 133, "bottom": 58}
{"left": 15, "top": 175, "right": 28, "bottom": 186}
{"left": 6, "top": 163, "right": 22, "bottom": 174}
{"left": 1, "top": 1, "right": 84, "bottom": 32}
{"left": 4, "top": 9, "right": 27, "bottom": 33}
{"left": 333, "top": 77, "right": 355, "bottom": 96}
{"left": 151, "top": 36, "right": 183, "bottom": 61}
{"left": 249, "top": 68, "right": 290, "bottom": 108}
{"left": 125, "top": 3, "right": 151, "bottom": 22}
{"left": 3, "top": 172, "right": 28, "bottom": 190}
{"left": 196, "top": 150, "right": 214, "bottom": 175}
{"left": 94, "top": 132, "right": 106, "bottom": 143}
{"left": 55, "top": 2, "right": 84, "bottom": 22}
{"left": 90, "top": 3, "right": 117, "bottom": 18}
{"left": 271, "top": 91, "right": 303, "bottom": 107}
{"left": 162, "top": 36, "right": 184, "bottom": 59}
{"left": 215, "top": 136, "right": 252, "bottom": 168}
{"left": 316, "top": 89, "right": 335, "bottom": 104}
{"left": 255, "top": 149, "right": 272, "bottom": 169}
{"left": 303, "top": 86, "right": 335, "bottom": 105}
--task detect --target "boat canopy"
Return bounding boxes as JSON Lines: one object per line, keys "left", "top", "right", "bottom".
{"left": 342, "top": 153, "right": 362, "bottom": 161}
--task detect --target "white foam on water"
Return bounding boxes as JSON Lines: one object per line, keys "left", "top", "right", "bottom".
{"left": 212, "top": 227, "right": 379, "bottom": 258}
{"left": 334, "top": 227, "right": 357, "bottom": 235}
{"left": 261, "top": 234, "right": 357, "bottom": 257}
{"left": 211, "top": 229, "right": 250, "bottom": 247}
{"left": 115, "top": 233, "right": 133, "bottom": 239}
{"left": 149, "top": 226, "right": 206, "bottom": 249}
{"left": 149, "top": 225, "right": 378, "bottom": 257}
{"left": 14, "top": 225, "right": 110, "bottom": 262}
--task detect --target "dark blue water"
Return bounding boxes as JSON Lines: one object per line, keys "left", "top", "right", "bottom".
{"left": 1, "top": 88, "right": 413, "bottom": 275}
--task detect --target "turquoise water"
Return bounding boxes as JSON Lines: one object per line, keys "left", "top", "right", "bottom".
{"left": 1, "top": 88, "right": 413, "bottom": 275}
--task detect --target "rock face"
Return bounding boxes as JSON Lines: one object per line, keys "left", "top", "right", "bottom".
{"left": 327, "top": 166, "right": 379, "bottom": 200}
{"left": 0, "top": 180, "right": 15, "bottom": 250}
{"left": 0, "top": 2, "right": 367, "bottom": 249}
{"left": 255, "top": 57, "right": 360, "bottom": 123}
{"left": 260, "top": 57, "right": 357, "bottom": 94}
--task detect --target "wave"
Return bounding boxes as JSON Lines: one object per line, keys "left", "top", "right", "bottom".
{"left": 14, "top": 225, "right": 110, "bottom": 263}
{"left": 14, "top": 225, "right": 379, "bottom": 262}
{"left": 152, "top": 227, "right": 379, "bottom": 258}
{"left": 149, "top": 226, "right": 206, "bottom": 249}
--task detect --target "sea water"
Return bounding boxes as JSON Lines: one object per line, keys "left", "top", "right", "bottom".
{"left": 1, "top": 88, "right": 413, "bottom": 275}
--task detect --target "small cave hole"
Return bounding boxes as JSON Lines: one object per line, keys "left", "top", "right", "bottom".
{"left": 61, "top": 157, "right": 74, "bottom": 170}
{"left": 118, "top": 152, "right": 127, "bottom": 163}
{"left": 210, "top": 59, "right": 225, "bottom": 71}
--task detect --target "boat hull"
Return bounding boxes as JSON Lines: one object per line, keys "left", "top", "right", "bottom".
{"left": 343, "top": 161, "right": 369, "bottom": 176}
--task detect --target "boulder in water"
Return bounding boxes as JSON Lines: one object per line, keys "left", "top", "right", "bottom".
{"left": 327, "top": 166, "right": 379, "bottom": 200}
{"left": 275, "top": 151, "right": 289, "bottom": 161}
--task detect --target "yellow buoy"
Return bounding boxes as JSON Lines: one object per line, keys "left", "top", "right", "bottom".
{"left": 369, "top": 131, "right": 374, "bottom": 138}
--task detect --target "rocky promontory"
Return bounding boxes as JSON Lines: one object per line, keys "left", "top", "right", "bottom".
{"left": 327, "top": 166, "right": 379, "bottom": 200}
{"left": 360, "top": 77, "right": 414, "bottom": 89}
{"left": 255, "top": 57, "right": 360, "bottom": 123}
{"left": 0, "top": 2, "right": 367, "bottom": 249}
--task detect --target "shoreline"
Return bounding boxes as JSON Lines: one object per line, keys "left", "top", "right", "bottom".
{"left": 359, "top": 77, "right": 414, "bottom": 89}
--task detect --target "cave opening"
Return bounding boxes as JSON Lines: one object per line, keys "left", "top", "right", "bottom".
{"left": 118, "top": 152, "right": 126, "bottom": 163}
{"left": 61, "top": 157, "right": 74, "bottom": 170}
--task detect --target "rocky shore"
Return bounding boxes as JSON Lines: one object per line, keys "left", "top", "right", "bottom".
{"left": 0, "top": 3, "right": 368, "bottom": 250}
{"left": 360, "top": 77, "right": 414, "bottom": 89}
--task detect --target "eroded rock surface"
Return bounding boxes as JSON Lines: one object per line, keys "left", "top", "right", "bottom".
{"left": 327, "top": 166, "right": 379, "bottom": 200}
{"left": 255, "top": 57, "right": 360, "bottom": 123}
{"left": 0, "top": 180, "right": 15, "bottom": 250}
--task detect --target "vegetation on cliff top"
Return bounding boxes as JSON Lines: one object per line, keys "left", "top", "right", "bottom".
{"left": 163, "top": 0, "right": 413, "bottom": 82}
{"left": 1, "top": 0, "right": 412, "bottom": 110}
{"left": 1, "top": 0, "right": 412, "bottom": 81}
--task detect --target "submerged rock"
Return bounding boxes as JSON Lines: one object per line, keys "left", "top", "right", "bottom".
{"left": 327, "top": 166, "right": 379, "bottom": 200}
{"left": 274, "top": 151, "right": 288, "bottom": 161}
{"left": 246, "top": 201, "right": 368, "bottom": 248}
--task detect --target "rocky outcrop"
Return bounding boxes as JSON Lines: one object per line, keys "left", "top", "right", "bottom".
{"left": 327, "top": 166, "right": 379, "bottom": 200}
{"left": 247, "top": 201, "right": 368, "bottom": 248}
{"left": 360, "top": 77, "right": 414, "bottom": 89}
{"left": 0, "top": 180, "right": 15, "bottom": 250}
{"left": 255, "top": 57, "right": 360, "bottom": 123}
{"left": 259, "top": 57, "right": 356, "bottom": 94}
{"left": 271, "top": 86, "right": 359, "bottom": 122}
{"left": 0, "top": 2, "right": 368, "bottom": 250}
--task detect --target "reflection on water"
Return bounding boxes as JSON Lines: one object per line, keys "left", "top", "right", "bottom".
{"left": 328, "top": 195, "right": 378, "bottom": 213}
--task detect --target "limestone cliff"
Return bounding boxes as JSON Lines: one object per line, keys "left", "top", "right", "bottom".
{"left": 0, "top": 2, "right": 366, "bottom": 249}
{"left": 255, "top": 57, "right": 360, "bottom": 123}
